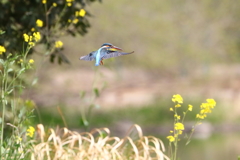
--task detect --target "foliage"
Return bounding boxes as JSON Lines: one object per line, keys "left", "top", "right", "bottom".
{"left": 0, "top": 31, "right": 37, "bottom": 158}
{"left": 0, "top": 0, "right": 100, "bottom": 64}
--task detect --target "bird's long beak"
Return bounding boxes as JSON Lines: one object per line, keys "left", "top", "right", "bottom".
{"left": 108, "top": 45, "right": 122, "bottom": 51}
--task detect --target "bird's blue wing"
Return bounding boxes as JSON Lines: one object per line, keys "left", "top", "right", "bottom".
{"left": 102, "top": 51, "right": 134, "bottom": 59}
{"left": 79, "top": 51, "right": 96, "bottom": 61}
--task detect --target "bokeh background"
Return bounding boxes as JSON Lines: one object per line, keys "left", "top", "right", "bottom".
{"left": 26, "top": 0, "right": 240, "bottom": 159}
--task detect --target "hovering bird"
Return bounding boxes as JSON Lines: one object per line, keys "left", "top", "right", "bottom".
{"left": 79, "top": 43, "right": 134, "bottom": 66}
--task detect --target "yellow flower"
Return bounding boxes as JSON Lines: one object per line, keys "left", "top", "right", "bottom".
{"left": 73, "top": 18, "right": 79, "bottom": 24}
{"left": 29, "top": 59, "right": 34, "bottom": 64}
{"left": 36, "top": 19, "right": 43, "bottom": 27}
{"left": 188, "top": 104, "right": 193, "bottom": 111}
{"left": 68, "top": 19, "right": 72, "bottom": 23}
{"left": 170, "top": 108, "right": 173, "bottom": 111}
{"left": 26, "top": 126, "right": 35, "bottom": 138}
{"left": 29, "top": 35, "right": 33, "bottom": 42}
{"left": 23, "top": 33, "right": 29, "bottom": 42}
{"left": 55, "top": 40, "right": 63, "bottom": 48}
{"left": 196, "top": 113, "right": 207, "bottom": 119}
{"left": 33, "top": 32, "right": 41, "bottom": 42}
{"left": 79, "top": 9, "right": 86, "bottom": 17}
{"left": 18, "top": 59, "right": 23, "bottom": 63}
{"left": 66, "top": 0, "right": 74, "bottom": 6}
{"left": 206, "top": 99, "right": 216, "bottom": 108}
{"left": 174, "top": 122, "right": 184, "bottom": 131}
{"left": 53, "top": 2, "right": 57, "bottom": 7}
{"left": 167, "top": 136, "right": 175, "bottom": 142}
{"left": 31, "top": 28, "right": 35, "bottom": 32}
{"left": 42, "top": 0, "right": 47, "bottom": 4}
{"left": 175, "top": 104, "right": 181, "bottom": 108}
{"left": 28, "top": 42, "right": 35, "bottom": 47}
{"left": 172, "top": 94, "right": 183, "bottom": 104}
{"left": 0, "top": 45, "right": 6, "bottom": 54}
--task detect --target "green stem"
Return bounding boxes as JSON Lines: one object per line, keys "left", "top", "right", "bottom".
{"left": 174, "top": 135, "right": 178, "bottom": 160}
{"left": 0, "top": 62, "right": 7, "bottom": 156}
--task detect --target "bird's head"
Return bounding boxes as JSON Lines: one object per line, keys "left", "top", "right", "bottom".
{"left": 101, "top": 43, "right": 122, "bottom": 51}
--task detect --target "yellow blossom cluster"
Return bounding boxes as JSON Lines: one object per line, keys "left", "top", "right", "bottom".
{"left": 42, "top": 0, "right": 46, "bottom": 4}
{"left": 167, "top": 94, "right": 216, "bottom": 144}
{"left": 167, "top": 135, "right": 175, "bottom": 142}
{"left": 0, "top": 45, "right": 6, "bottom": 54}
{"left": 36, "top": 19, "right": 43, "bottom": 27}
{"left": 75, "top": 9, "right": 86, "bottom": 17}
{"left": 188, "top": 104, "right": 193, "bottom": 111}
{"left": 29, "top": 59, "right": 34, "bottom": 64}
{"left": 70, "top": 9, "right": 86, "bottom": 24}
{"left": 66, "top": 0, "right": 74, "bottom": 7}
{"left": 166, "top": 122, "right": 185, "bottom": 142}
{"left": 172, "top": 94, "right": 183, "bottom": 104}
{"left": 55, "top": 40, "right": 63, "bottom": 48}
{"left": 26, "top": 126, "right": 35, "bottom": 138}
{"left": 53, "top": 2, "right": 57, "bottom": 7}
{"left": 23, "top": 32, "right": 41, "bottom": 47}
{"left": 196, "top": 99, "right": 216, "bottom": 119}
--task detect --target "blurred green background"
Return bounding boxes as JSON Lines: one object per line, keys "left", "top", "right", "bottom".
{"left": 25, "top": 0, "right": 240, "bottom": 159}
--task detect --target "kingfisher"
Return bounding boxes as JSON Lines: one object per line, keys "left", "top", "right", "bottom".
{"left": 79, "top": 43, "right": 134, "bottom": 66}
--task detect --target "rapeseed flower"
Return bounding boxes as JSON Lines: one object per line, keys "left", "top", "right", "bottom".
{"left": 172, "top": 94, "right": 183, "bottom": 104}
{"left": 26, "top": 126, "right": 35, "bottom": 138}
{"left": 188, "top": 105, "right": 193, "bottom": 111}
{"left": 33, "top": 32, "right": 41, "bottom": 42}
{"left": 79, "top": 9, "right": 86, "bottom": 17}
{"left": 206, "top": 99, "right": 216, "bottom": 108}
{"left": 36, "top": 19, "right": 43, "bottom": 27}
{"left": 174, "top": 122, "right": 184, "bottom": 131}
{"left": 53, "top": 2, "right": 57, "bottom": 7}
{"left": 196, "top": 99, "right": 216, "bottom": 120}
{"left": 42, "top": 0, "right": 46, "bottom": 4}
{"left": 175, "top": 104, "right": 181, "bottom": 108}
{"left": 0, "top": 45, "right": 6, "bottom": 54}
{"left": 167, "top": 136, "right": 175, "bottom": 142}
{"left": 55, "top": 40, "right": 63, "bottom": 48}
{"left": 66, "top": 0, "right": 74, "bottom": 6}
{"left": 29, "top": 59, "right": 34, "bottom": 64}
{"left": 23, "top": 34, "right": 29, "bottom": 42}
{"left": 23, "top": 32, "right": 41, "bottom": 47}
{"left": 73, "top": 18, "right": 79, "bottom": 24}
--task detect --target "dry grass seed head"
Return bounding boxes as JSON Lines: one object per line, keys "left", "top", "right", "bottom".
{"left": 31, "top": 124, "right": 169, "bottom": 160}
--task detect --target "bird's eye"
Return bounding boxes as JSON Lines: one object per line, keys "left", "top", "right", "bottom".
{"left": 89, "top": 53, "right": 92, "bottom": 56}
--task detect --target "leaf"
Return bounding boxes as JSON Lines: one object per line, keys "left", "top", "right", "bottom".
{"left": 0, "top": 59, "right": 5, "bottom": 65}
{"left": 7, "top": 68, "right": 13, "bottom": 73}
{"left": 9, "top": 60, "right": 15, "bottom": 66}
{"left": 32, "top": 77, "right": 38, "bottom": 86}
{"left": 94, "top": 88, "right": 100, "bottom": 97}
{"left": 17, "top": 68, "right": 25, "bottom": 76}
{"left": 7, "top": 89, "right": 14, "bottom": 95}
{"left": 0, "top": 30, "right": 5, "bottom": 35}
